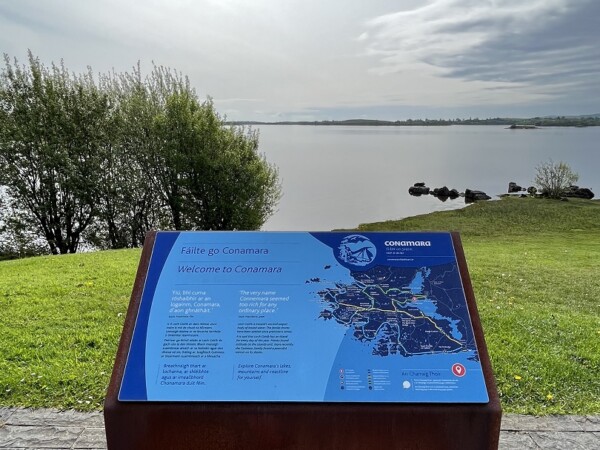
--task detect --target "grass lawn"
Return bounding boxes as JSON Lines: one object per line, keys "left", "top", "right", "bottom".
{"left": 0, "top": 197, "right": 599, "bottom": 414}
{"left": 466, "top": 235, "right": 599, "bottom": 414}
{"left": 0, "top": 249, "right": 140, "bottom": 411}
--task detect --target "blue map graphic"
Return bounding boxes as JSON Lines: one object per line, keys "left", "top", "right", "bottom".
{"left": 317, "top": 262, "right": 478, "bottom": 359}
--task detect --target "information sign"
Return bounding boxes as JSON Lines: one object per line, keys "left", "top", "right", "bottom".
{"left": 119, "top": 231, "right": 488, "bottom": 403}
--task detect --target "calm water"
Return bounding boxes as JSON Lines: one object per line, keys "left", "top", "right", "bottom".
{"left": 257, "top": 125, "right": 600, "bottom": 231}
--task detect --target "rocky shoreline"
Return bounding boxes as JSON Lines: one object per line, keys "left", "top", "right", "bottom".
{"left": 408, "top": 181, "right": 595, "bottom": 203}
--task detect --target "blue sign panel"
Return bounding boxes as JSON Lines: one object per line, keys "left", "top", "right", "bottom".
{"left": 119, "top": 231, "right": 489, "bottom": 403}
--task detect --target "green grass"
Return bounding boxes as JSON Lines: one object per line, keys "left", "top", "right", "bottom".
{"left": 357, "top": 196, "right": 600, "bottom": 237}
{"left": 0, "top": 197, "right": 599, "bottom": 414}
{"left": 465, "top": 235, "right": 599, "bottom": 414}
{"left": 0, "top": 249, "right": 140, "bottom": 410}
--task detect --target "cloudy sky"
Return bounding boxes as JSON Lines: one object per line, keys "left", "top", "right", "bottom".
{"left": 1, "top": 0, "right": 599, "bottom": 121}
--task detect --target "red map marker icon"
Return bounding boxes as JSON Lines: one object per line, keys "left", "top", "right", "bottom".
{"left": 452, "top": 363, "right": 466, "bottom": 377}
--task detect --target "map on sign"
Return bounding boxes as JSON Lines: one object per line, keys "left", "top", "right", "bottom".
{"left": 316, "top": 264, "right": 476, "bottom": 358}
{"left": 119, "top": 231, "right": 489, "bottom": 403}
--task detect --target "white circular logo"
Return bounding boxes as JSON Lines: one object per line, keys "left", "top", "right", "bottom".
{"left": 338, "top": 235, "right": 377, "bottom": 266}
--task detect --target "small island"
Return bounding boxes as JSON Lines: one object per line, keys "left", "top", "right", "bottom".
{"left": 507, "top": 124, "right": 539, "bottom": 129}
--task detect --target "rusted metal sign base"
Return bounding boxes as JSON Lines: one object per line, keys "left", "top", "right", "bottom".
{"left": 104, "top": 232, "right": 501, "bottom": 450}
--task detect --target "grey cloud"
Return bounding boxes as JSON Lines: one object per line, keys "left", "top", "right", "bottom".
{"left": 364, "top": 0, "right": 600, "bottom": 106}
{"left": 0, "top": 3, "right": 60, "bottom": 35}
{"left": 439, "top": 4, "right": 600, "bottom": 79}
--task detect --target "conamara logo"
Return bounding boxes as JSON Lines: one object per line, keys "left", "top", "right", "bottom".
{"left": 384, "top": 240, "right": 432, "bottom": 247}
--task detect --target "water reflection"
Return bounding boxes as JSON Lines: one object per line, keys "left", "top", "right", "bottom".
{"left": 257, "top": 125, "right": 599, "bottom": 231}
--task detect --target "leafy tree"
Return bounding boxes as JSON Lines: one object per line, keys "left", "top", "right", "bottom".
{"left": 0, "top": 54, "right": 281, "bottom": 255}
{"left": 151, "top": 88, "right": 199, "bottom": 230}
{"left": 89, "top": 67, "right": 169, "bottom": 249}
{"left": 193, "top": 123, "right": 281, "bottom": 230}
{"left": 534, "top": 159, "right": 579, "bottom": 199}
{"left": 0, "top": 52, "right": 111, "bottom": 254}
{"left": 138, "top": 69, "right": 280, "bottom": 231}
{"left": 0, "top": 189, "right": 48, "bottom": 259}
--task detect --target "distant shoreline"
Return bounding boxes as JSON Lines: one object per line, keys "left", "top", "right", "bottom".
{"left": 227, "top": 116, "right": 600, "bottom": 128}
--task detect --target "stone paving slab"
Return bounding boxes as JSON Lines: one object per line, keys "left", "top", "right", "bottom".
{"left": 73, "top": 427, "right": 107, "bottom": 449}
{"left": 501, "top": 414, "right": 590, "bottom": 432}
{"left": 6, "top": 409, "right": 103, "bottom": 428}
{"left": 0, "top": 425, "right": 83, "bottom": 449}
{"left": 575, "top": 415, "right": 600, "bottom": 432}
{"left": 498, "top": 431, "right": 539, "bottom": 449}
{"left": 529, "top": 431, "right": 600, "bottom": 450}
{"left": 0, "top": 409, "right": 14, "bottom": 425}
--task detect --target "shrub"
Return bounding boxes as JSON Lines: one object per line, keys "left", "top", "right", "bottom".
{"left": 534, "top": 160, "right": 578, "bottom": 199}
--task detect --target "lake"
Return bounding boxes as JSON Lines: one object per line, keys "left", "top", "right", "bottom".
{"left": 257, "top": 125, "right": 600, "bottom": 231}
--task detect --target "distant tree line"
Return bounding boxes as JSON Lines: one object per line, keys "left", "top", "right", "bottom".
{"left": 0, "top": 52, "right": 280, "bottom": 258}
{"left": 230, "top": 116, "right": 600, "bottom": 127}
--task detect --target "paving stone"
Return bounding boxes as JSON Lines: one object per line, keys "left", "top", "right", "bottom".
{"left": 73, "top": 427, "right": 107, "bottom": 449}
{"left": 498, "top": 431, "right": 539, "bottom": 449}
{"left": 573, "top": 416, "right": 600, "bottom": 432}
{"left": 7, "top": 409, "right": 104, "bottom": 428}
{"left": 0, "top": 425, "right": 82, "bottom": 449}
{"left": 529, "top": 431, "right": 600, "bottom": 450}
{"left": 501, "top": 415, "right": 529, "bottom": 431}
{"left": 501, "top": 414, "right": 584, "bottom": 432}
{"left": 0, "top": 408, "right": 14, "bottom": 426}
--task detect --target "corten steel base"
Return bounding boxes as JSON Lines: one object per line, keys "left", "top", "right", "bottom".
{"left": 104, "top": 231, "right": 502, "bottom": 450}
